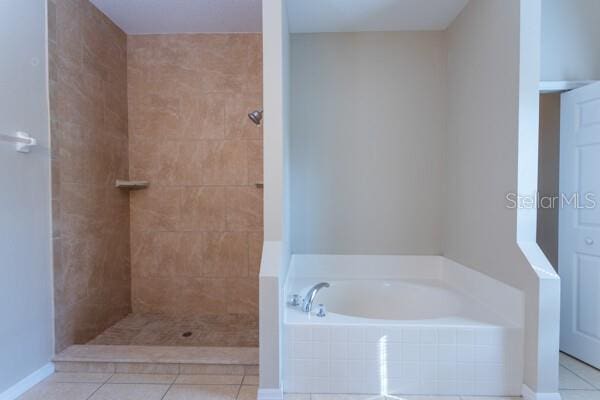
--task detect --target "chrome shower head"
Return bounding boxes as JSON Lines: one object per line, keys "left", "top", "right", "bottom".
{"left": 248, "top": 109, "right": 263, "bottom": 125}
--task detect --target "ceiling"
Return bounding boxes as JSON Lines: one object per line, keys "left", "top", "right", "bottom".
{"left": 89, "top": 0, "right": 262, "bottom": 34}
{"left": 90, "top": 0, "right": 468, "bottom": 35}
{"left": 286, "top": 0, "right": 469, "bottom": 33}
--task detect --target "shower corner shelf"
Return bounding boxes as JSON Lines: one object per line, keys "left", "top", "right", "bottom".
{"left": 115, "top": 180, "right": 149, "bottom": 190}
{"left": 254, "top": 182, "right": 264, "bottom": 188}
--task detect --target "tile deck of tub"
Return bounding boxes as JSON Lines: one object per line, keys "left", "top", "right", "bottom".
{"left": 17, "top": 352, "right": 600, "bottom": 399}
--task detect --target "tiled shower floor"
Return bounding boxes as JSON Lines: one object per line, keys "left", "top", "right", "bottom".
{"left": 87, "top": 313, "right": 258, "bottom": 347}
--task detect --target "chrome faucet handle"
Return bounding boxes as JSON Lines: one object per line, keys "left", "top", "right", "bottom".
{"left": 316, "top": 304, "right": 326, "bottom": 317}
{"left": 287, "top": 294, "right": 302, "bottom": 307}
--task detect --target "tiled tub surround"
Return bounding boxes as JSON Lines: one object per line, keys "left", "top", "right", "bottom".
{"left": 48, "top": 0, "right": 131, "bottom": 351}
{"left": 283, "top": 255, "right": 524, "bottom": 396}
{"left": 127, "top": 34, "right": 263, "bottom": 318}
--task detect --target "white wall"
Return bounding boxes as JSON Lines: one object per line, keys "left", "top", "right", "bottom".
{"left": 259, "top": 0, "right": 291, "bottom": 396}
{"left": 0, "top": 0, "right": 54, "bottom": 394}
{"left": 445, "top": 0, "right": 559, "bottom": 395}
{"left": 541, "top": 0, "right": 600, "bottom": 81}
{"left": 290, "top": 32, "right": 447, "bottom": 255}
{"left": 444, "top": 0, "right": 525, "bottom": 288}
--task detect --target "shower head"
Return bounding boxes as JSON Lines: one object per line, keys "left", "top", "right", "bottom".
{"left": 248, "top": 109, "right": 263, "bottom": 126}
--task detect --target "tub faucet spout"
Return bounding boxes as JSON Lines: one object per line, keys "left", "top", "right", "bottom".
{"left": 302, "top": 282, "right": 330, "bottom": 312}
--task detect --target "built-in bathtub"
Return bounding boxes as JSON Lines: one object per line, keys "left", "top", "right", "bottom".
{"left": 283, "top": 255, "right": 524, "bottom": 396}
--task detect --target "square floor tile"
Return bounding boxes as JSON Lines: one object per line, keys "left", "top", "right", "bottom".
{"left": 175, "top": 374, "right": 244, "bottom": 385}
{"left": 242, "top": 375, "right": 259, "bottom": 385}
{"left": 89, "top": 383, "right": 170, "bottom": 400}
{"left": 283, "top": 395, "right": 310, "bottom": 400}
{"left": 18, "top": 382, "right": 101, "bottom": 400}
{"left": 461, "top": 397, "right": 521, "bottom": 400}
{"left": 560, "top": 390, "right": 600, "bottom": 400}
{"left": 560, "top": 366, "right": 595, "bottom": 389}
{"left": 237, "top": 385, "right": 258, "bottom": 400}
{"left": 311, "top": 395, "right": 375, "bottom": 400}
{"left": 401, "top": 396, "right": 460, "bottom": 400}
{"left": 163, "top": 384, "right": 239, "bottom": 400}
{"left": 560, "top": 353, "right": 600, "bottom": 389}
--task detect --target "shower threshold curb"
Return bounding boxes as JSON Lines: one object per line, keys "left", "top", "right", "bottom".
{"left": 53, "top": 345, "right": 259, "bottom": 375}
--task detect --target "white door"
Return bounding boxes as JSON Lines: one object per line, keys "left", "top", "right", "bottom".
{"left": 560, "top": 81, "right": 600, "bottom": 367}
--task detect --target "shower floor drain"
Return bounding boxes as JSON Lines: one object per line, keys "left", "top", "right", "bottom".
{"left": 182, "top": 331, "right": 193, "bottom": 338}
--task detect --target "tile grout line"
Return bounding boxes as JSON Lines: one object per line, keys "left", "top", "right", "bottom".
{"left": 234, "top": 377, "right": 244, "bottom": 400}
{"left": 158, "top": 378, "right": 176, "bottom": 400}
{"left": 83, "top": 372, "right": 113, "bottom": 400}
{"left": 158, "top": 370, "right": 180, "bottom": 400}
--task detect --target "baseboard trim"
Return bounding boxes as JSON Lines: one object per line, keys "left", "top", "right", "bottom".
{"left": 258, "top": 387, "right": 284, "bottom": 400}
{"left": 0, "top": 363, "right": 54, "bottom": 400}
{"left": 522, "top": 384, "right": 562, "bottom": 400}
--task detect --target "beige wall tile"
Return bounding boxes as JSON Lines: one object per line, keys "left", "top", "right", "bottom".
{"left": 130, "top": 139, "right": 207, "bottom": 186}
{"left": 132, "top": 276, "right": 229, "bottom": 316}
{"left": 50, "top": 0, "right": 130, "bottom": 352}
{"left": 204, "top": 232, "right": 248, "bottom": 277}
{"left": 247, "top": 140, "right": 263, "bottom": 185}
{"left": 225, "top": 93, "right": 262, "bottom": 139}
{"left": 201, "top": 140, "right": 248, "bottom": 185}
{"left": 227, "top": 278, "right": 258, "bottom": 315}
{"left": 130, "top": 187, "right": 182, "bottom": 231}
{"left": 243, "top": 35, "right": 263, "bottom": 94}
{"left": 226, "top": 187, "right": 262, "bottom": 231}
{"left": 129, "top": 93, "right": 182, "bottom": 140}
{"left": 248, "top": 232, "right": 263, "bottom": 276}
{"left": 128, "top": 34, "right": 262, "bottom": 319}
{"left": 179, "top": 187, "right": 227, "bottom": 231}
{"left": 132, "top": 231, "right": 205, "bottom": 279}
{"left": 181, "top": 95, "right": 226, "bottom": 139}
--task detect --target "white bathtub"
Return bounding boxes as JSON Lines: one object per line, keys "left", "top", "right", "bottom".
{"left": 283, "top": 255, "right": 524, "bottom": 396}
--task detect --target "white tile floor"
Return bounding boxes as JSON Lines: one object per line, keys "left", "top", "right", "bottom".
{"left": 559, "top": 353, "right": 600, "bottom": 400}
{"left": 17, "top": 372, "right": 258, "bottom": 400}
{"left": 15, "top": 353, "right": 600, "bottom": 400}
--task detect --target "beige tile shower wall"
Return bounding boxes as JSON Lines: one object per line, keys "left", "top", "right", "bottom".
{"left": 49, "top": 0, "right": 131, "bottom": 352}
{"left": 127, "top": 34, "right": 263, "bottom": 317}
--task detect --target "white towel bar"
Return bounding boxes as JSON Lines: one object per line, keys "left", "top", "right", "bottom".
{"left": 0, "top": 132, "right": 37, "bottom": 153}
